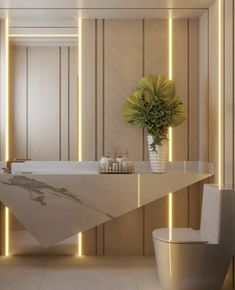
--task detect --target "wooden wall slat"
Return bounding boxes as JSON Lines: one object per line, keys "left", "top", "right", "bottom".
{"left": 224, "top": 0, "right": 235, "bottom": 288}
{"left": 61, "top": 47, "right": 69, "bottom": 161}
{"left": 104, "top": 20, "right": 143, "bottom": 160}
{"left": 188, "top": 20, "right": 201, "bottom": 229}
{"left": 172, "top": 20, "right": 189, "bottom": 228}
{"left": 96, "top": 19, "right": 105, "bottom": 255}
{"left": 28, "top": 47, "right": 60, "bottom": 161}
{"left": 104, "top": 209, "right": 143, "bottom": 255}
{"left": 9, "top": 46, "right": 27, "bottom": 160}
{"left": 144, "top": 19, "right": 168, "bottom": 255}
{"left": 199, "top": 11, "right": 209, "bottom": 162}
{"left": 69, "top": 47, "right": 78, "bottom": 161}
{"left": 103, "top": 20, "right": 144, "bottom": 255}
{"left": 81, "top": 20, "right": 96, "bottom": 161}
{"left": 209, "top": 1, "right": 219, "bottom": 184}
{"left": 80, "top": 20, "right": 97, "bottom": 255}
{"left": 224, "top": 0, "right": 234, "bottom": 188}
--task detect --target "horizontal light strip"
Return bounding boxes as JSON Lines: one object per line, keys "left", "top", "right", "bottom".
{"left": 9, "top": 34, "right": 78, "bottom": 38}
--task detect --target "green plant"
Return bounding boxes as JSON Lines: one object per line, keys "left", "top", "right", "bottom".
{"left": 123, "top": 75, "right": 186, "bottom": 150}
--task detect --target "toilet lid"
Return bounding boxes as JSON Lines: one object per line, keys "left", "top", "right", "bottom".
{"left": 153, "top": 228, "right": 208, "bottom": 244}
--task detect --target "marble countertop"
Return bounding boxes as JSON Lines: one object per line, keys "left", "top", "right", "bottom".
{"left": 0, "top": 161, "right": 214, "bottom": 247}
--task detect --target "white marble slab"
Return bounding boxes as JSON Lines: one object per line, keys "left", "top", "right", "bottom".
{"left": 0, "top": 161, "right": 213, "bottom": 247}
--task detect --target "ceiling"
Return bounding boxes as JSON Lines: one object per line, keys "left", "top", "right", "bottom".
{"left": 0, "top": 0, "right": 216, "bottom": 9}
{"left": 1, "top": 0, "right": 215, "bottom": 38}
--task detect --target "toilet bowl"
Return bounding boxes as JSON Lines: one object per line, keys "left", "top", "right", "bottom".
{"left": 152, "top": 184, "right": 235, "bottom": 290}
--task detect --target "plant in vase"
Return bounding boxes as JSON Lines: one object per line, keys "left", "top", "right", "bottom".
{"left": 123, "top": 75, "right": 186, "bottom": 173}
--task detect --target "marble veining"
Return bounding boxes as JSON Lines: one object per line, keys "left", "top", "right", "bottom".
{"left": 1, "top": 175, "right": 113, "bottom": 218}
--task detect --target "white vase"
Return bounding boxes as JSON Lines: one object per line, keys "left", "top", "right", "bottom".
{"left": 147, "top": 135, "right": 168, "bottom": 173}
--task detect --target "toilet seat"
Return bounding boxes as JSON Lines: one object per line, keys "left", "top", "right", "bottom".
{"left": 153, "top": 228, "right": 208, "bottom": 244}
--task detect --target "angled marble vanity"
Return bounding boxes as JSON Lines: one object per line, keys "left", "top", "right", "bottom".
{"left": 0, "top": 161, "right": 213, "bottom": 247}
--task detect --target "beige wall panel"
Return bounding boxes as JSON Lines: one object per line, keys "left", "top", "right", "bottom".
{"left": 82, "top": 229, "right": 97, "bottom": 255}
{"left": 172, "top": 20, "right": 188, "bottom": 161}
{"left": 81, "top": 20, "right": 96, "bottom": 161}
{"left": 0, "top": 20, "right": 7, "bottom": 161}
{"left": 69, "top": 46, "right": 78, "bottom": 161}
{"left": 104, "top": 209, "right": 143, "bottom": 255}
{"left": 144, "top": 19, "right": 168, "bottom": 161}
{"left": 28, "top": 47, "right": 60, "bottom": 160}
{"left": 209, "top": 0, "right": 219, "bottom": 183}
{"left": 10, "top": 46, "right": 79, "bottom": 256}
{"left": 199, "top": 11, "right": 209, "bottom": 162}
{"left": 145, "top": 19, "right": 168, "bottom": 77}
{"left": 104, "top": 20, "right": 143, "bottom": 159}
{"left": 80, "top": 20, "right": 97, "bottom": 253}
{"left": 10, "top": 46, "right": 27, "bottom": 160}
{"left": 61, "top": 47, "right": 69, "bottom": 161}
{"left": 144, "top": 198, "right": 168, "bottom": 255}
{"left": 96, "top": 20, "right": 105, "bottom": 255}
{"left": 172, "top": 20, "right": 189, "bottom": 228}
{"left": 144, "top": 19, "right": 168, "bottom": 255}
{"left": 188, "top": 20, "right": 201, "bottom": 229}
{"left": 103, "top": 20, "right": 143, "bottom": 255}
{"left": 189, "top": 20, "right": 199, "bottom": 161}
{"left": 224, "top": 0, "right": 234, "bottom": 188}
{"left": 97, "top": 19, "right": 104, "bottom": 160}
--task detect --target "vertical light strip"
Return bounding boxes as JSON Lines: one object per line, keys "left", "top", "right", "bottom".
{"left": 218, "top": 0, "right": 223, "bottom": 187}
{"left": 78, "top": 232, "right": 82, "bottom": 256}
{"left": 77, "top": 18, "right": 83, "bottom": 256}
{"left": 5, "top": 17, "right": 9, "bottom": 162}
{"left": 5, "top": 18, "right": 10, "bottom": 257}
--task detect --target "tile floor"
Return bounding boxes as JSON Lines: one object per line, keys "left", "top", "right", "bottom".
{"left": 0, "top": 256, "right": 161, "bottom": 290}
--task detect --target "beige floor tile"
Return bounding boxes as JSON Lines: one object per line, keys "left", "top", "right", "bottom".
{"left": 39, "top": 264, "right": 137, "bottom": 290}
{"left": 0, "top": 264, "right": 45, "bottom": 290}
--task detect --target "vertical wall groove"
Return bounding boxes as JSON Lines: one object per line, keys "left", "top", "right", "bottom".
{"left": 26, "top": 47, "right": 28, "bottom": 159}
{"left": 102, "top": 19, "right": 105, "bottom": 156}
{"left": 142, "top": 18, "right": 146, "bottom": 256}
{"left": 95, "top": 19, "right": 98, "bottom": 254}
{"left": 95, "top": 20, "right": 98, "bottom": 161}
{"left": 59, "top": 47, "right": 62, "bottom": 161}
{"left": 187, "top": 19, "right": 190, "bottom": 228}
{"left": 142, "top": 19, "right": 145, "bottom": 162}
{"left": 68, "top": 47, "right": 70, "bottom": 161}
{"left": 233, "top": 0, "right": 235, "bottom": 287}
{"left": 207, "top": 10, "right": 210, "bottom": 164}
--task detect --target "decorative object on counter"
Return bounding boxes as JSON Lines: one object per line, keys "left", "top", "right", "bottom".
{"left": 99, "top": 155, "right": 134, "bottom": 174}
{"left": 123, "top": 75, "right": 186, "bottom": 173}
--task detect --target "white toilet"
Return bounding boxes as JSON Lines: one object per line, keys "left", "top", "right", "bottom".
{"left": 152, "top": 184, "right": 235, "bottom": 290}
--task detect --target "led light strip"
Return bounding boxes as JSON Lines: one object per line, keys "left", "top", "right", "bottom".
{"left": 77, "top": 18, "right": 83, "bottom": 256}
{"left": 9, "top": 34, "right": 78, "bottom": 38}
{"left": 5, "top": 18, "right": 10, "bottom": 257}
{"left": 218, "top": 0, "right": 222, "bottom": 187}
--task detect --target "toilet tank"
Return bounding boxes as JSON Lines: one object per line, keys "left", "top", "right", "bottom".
{"left": 200, "top": 184, "right": 235, "bottom": 252}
